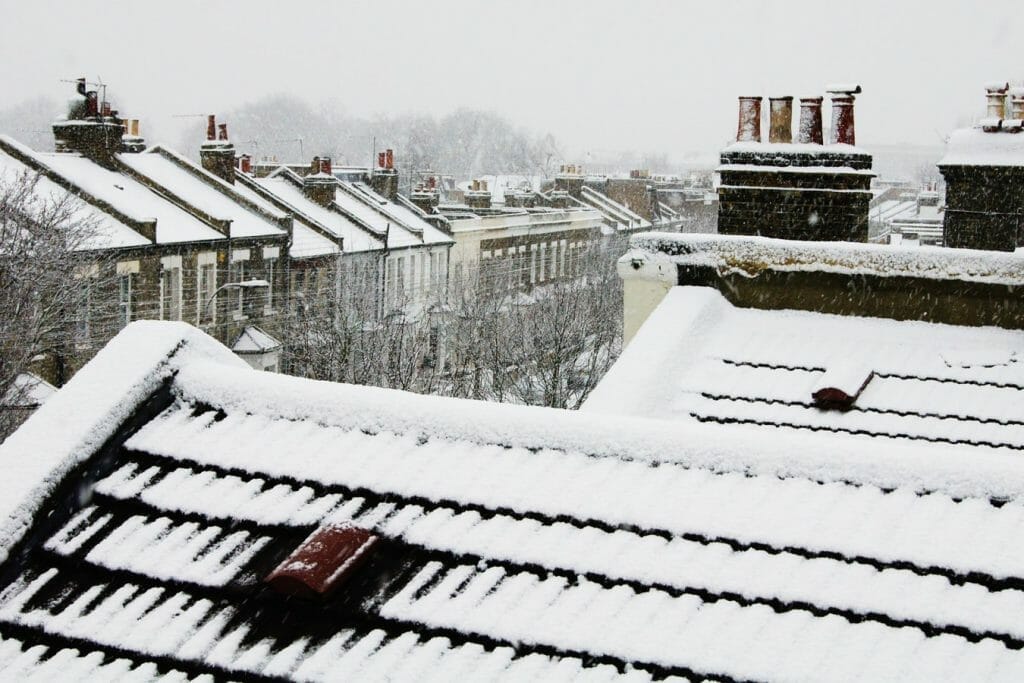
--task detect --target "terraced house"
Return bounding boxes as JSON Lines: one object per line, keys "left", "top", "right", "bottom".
{"left": 1, "top": 87, "right": 453, "bottom": 387}
{"left": 0, "top": 102, "right": 291, "bottom": 380}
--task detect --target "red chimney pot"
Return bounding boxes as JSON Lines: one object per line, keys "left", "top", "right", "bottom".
{"left": 797, "top": 97, "right": 824, "bottom": 145}
{"left": 385, "top": 148, "right": 394, "bottom": 170}
{"left": 206, "top": 115, "right": 216, "bottom": 141}
{"left": 218, "top": 123, "right": 228, "bottom": 141}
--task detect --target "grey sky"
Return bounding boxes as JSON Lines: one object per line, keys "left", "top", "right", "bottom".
{"left": 1, "top": 0, "right": 1019, "bottom": 160}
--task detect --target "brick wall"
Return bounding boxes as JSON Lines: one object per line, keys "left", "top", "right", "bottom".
{"left": 717, "top": 148, "right": 873, "bottom": 242}
{"left": 939, "top": 165, "right": 1024, "bottom": 251}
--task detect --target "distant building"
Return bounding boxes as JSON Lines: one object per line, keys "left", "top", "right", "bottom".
{"left": 939, "top": 82, "right": 1024, "bottom": 251}
{"left": 717, "top": 87, "right": 874, "bottom": 241}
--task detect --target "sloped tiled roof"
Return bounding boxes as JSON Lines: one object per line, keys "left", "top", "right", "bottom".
{"left": 3, "top": 323, "right": 1024, "bottom": 680}
{"left": 119, "top": 148, "right": 285, "bottom": 240}
{"left": 0, "top": 138, "right": 150, "bottom": 250}
{"left": 585, "top": 286, "right": 1024, "bottom": 453}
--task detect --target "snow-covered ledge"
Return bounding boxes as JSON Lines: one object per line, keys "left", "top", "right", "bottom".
{"left": 618, "top": 232, "right": 1024, "bottom": 344}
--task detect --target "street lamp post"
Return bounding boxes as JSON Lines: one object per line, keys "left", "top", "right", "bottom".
{"left": 204, "top": 279, "right": 270, "bottom": 315}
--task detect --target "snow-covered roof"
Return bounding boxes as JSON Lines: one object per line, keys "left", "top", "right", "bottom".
{"left": 336, "top": 181, "right": 453, "bottom": 248}
{"left": 939, "top": 127, "right": 1024, "bottom": 167}
{"left": 33, "top": 152, "right": 226, "bottom": 245}
{"left": 585, "top": 285, "right": 1024, "bottom": 455}
{"left": 119, "top": 148, "right": 285, "bottom": 240}
{"left": 574, "top": 185, "right": 652, "bottom": 231}
{"left": 228, "top": 176, "right": 340, "bottom": 259}
{"left": 4, "top": 322, "right": 1024, "bottom": 679}
{"left": 231, "top": 325, "right": 282, "bottom": 354}
{"left": 0, "top": 139, "right": 149, "bottom": 250}
{"left": 251, "top": 173, "right": 383, "bottom": 253}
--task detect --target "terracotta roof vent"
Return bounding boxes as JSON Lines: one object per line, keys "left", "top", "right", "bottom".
{"left": 811, "top": 364, "right": 874, "bottom": 410}
{"left": 265, "top": 523, "right": 380, "bottom": 599}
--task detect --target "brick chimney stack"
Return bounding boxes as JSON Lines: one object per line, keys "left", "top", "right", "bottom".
{"left": 52, "top": 78, "right": 126, "bottom": 168}
{"left": 797, "top": 97, "right": 824, "bottom": 144}
{"left": 736, "top": 96, "right": 763, "bottom": 142}
{"left": 465, "top": 178, "right": 492, "bottom": 210}
{"left": 200, "top": 114, "right": 237, "bottom": 184}
{"left": 554, "top": 164, "right": 585, "bottom": 198}
{"left": 826, "top": 85, "right": 861, "bottom": 146}
{"left": 370, "top": 148, "right": 399, "bottom": 200}
{"left": 410, "top": 176, "right": 440, "bottom": 214}
{"left": 768, "top": 97, "right": 793, "bottom": 144}
{"left": 303, "top": 156, "right": 337, "bottom": 206}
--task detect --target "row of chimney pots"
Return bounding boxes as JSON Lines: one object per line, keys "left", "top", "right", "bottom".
{"left": 736, "top": 89, "right": 860, "bottom": 146}
{"left": 984, "top": 83, "right": 1024, "bottom": 128}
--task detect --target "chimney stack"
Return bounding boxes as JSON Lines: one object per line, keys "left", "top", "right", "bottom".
{"left": 465, "top": 179, "right": 492, "bottom": 210}
{"left": 986, "top": 83, "right": 1010, "bottom": 119}
{"left": 52, "top": 82, "right": 125, "bottom": 166}
{"left": 200, "top": 114, "right": 236, "bottom": 184}
{"left": 826, "top": 85, "right": 861, "bottom": 146}
{"left": 303, "top": 156, "right": 337, "bottom": 206}
{"left": 797, "top": 97, "right": 824, "bottom": 144}
{"left": 768, "top": 97, "right": 793, "bottom": 144}
{"left": 736, "top": 96, "right": 763, "bottom": 142}
{"left": 370, "top": 148, "right": 399, "bottom": 200}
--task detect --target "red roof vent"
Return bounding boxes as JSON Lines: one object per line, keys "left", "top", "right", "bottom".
{"left": 265, "top": 523, "right": 379, "bottom": 598}
{"left": 812, "top": 364, "right": 874, "bottom": 410}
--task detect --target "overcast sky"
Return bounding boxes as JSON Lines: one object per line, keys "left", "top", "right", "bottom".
{"left": 1, "top": 0, "right": 1020, "bottom": 160}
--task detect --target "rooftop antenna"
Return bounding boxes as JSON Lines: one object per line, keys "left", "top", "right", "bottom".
{"left": 60, "top": 76, "right": 106, "bottom": 104}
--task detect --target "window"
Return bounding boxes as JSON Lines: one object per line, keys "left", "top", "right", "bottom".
{"left": 231, "top": 249, "right": 249, "bottom": 318}
{"left": 160, "top": 256, "right": 182, "bottom": 321}
{"left": 419, "top": 253, "right": 427, "bottom": 295}
{"left": 197, "top": 252, "right": 217, "bottom": 325}
{"left": 74, "top": 263, "right": 98, "bottom": 344}
{"left": 118, "top": 274, "right": 132, "bottom": 326}
{"left": 263, "top": 246, "right": 280, "bottom": 312}
{"left": 116, "top": 260, "right": 139, "bottom": 327}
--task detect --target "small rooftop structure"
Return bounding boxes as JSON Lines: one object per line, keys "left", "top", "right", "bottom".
{"left": 587, "top": 232, "right": 1024, "bottom": 454}
{"left": 939, "top": 81, "right": 1024, "bottom": 251}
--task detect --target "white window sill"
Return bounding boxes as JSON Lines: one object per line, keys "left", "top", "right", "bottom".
{"left": 232, "top": 313, "right": 248, "bottom": 322}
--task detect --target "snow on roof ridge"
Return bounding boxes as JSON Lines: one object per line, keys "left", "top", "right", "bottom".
{"left": 170, "top": 354, "right": 1024, "bottom": 504}
{"left": 0, "top": 321, "right": 245, "bottom": 565}
{"left": 624, "top": 232, "right": 1024, "bottom": 286}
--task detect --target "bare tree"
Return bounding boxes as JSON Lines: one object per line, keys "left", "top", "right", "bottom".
{"left": 281, "top": 234, "right": 625, "bottom": 409}
{"left": 0, "top": 171, "right": 115, "bottom": 441}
